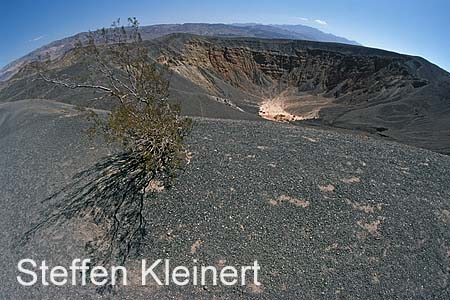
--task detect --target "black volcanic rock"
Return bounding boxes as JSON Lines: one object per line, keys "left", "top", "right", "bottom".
{"left": 1, "top": 99, "right": 449, "bottom": 299}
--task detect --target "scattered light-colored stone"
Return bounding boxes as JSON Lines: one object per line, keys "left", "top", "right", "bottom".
{"left": 269, "top": 195, "right": 310, "bottom": 208}
{"left": 345, "top": 199, "right": 381, "bottom": 214}
{"left": 190, "top": 239, "right": 202, "bottom": 254}
{"left": 145, "top": 179, "right": 165, "bottom": 193}
{"left": 341, "top": 177, "right": 361, "bottom": 184}
{"left": 302, "top": 136, "right": 318, "bottom": 143}
{"left": 247, "top": 283, "right": 264, "bottom": 294}
{"left": 319, "top": 184, "right": 335, "bottom": 192}
{"left": 357, "top": 219, "right": 382, "bottom": 235}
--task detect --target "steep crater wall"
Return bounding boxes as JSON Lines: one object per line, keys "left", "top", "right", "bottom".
{"left": 161, "top": 39, "right": 427, "bottom": 101}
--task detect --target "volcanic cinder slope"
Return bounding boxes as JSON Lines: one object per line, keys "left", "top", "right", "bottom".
{"left": 0, "top": 99, "right": 449, "bottom": 299}
{"left": 1, "top": 33, "right": 450, "bottom": 154}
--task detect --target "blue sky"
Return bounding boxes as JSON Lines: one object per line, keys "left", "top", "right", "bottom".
{"left": 1, "top": 0, "right": 449, "bottom": 71}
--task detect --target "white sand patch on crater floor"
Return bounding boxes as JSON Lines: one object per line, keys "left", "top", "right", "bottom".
{"left": 258, "top": 92, "right": 334, "bottom": 122}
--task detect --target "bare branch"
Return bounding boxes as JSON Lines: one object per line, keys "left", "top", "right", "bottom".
{"left": 39, "top": 73, "right": 113, "bottom": 93}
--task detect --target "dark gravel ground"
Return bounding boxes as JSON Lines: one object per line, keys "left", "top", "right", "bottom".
{"left": 1, "top": 99, "right": 449, "bottom": 299}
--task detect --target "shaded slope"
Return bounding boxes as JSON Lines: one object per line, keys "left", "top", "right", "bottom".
{"left": 1, "top": 99, "right": 449, "bottom": 299}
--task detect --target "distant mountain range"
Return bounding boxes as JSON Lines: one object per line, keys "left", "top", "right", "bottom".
{"left": 0, "top": 23, "right": 359, "bottom": 81}
{"left": 233, "top": 23, "right": 360, "bottom": 45}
